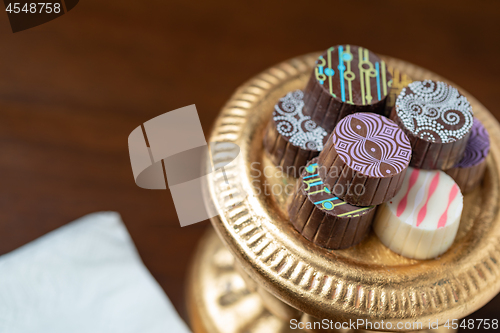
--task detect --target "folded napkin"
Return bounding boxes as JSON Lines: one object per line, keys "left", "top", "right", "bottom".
{"left": 0, "top": 212, "right": 192, "bottom": 333}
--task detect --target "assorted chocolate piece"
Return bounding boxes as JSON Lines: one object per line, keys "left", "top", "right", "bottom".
{"left": 318, "top": 113, "right": 412, "bottom": 206}
{"left": 446, "top": 118, "right": 490, "bottom": 194}
{"left": 263, "top": 90, "right": 328, "bottom": 177}
{"left": 391, "top": 80, "right": 474, "bottom": 170}
{"left": 260, "top": 45, "right": 490, "bottom": 254}
{"left": 374, "top": 167, "right": 463, "bottom": 259}
{"left": 302, "top": 45, "right": 392, "bottom": 132}
{"left": 288, "top": 159, "right": 376, "bottom": 250}
{"left": 384, "top": 66, "right": 413, "bottom": 117}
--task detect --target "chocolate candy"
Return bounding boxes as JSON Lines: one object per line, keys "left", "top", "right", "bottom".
{"left": 391, "top": 80, "right": 474, "bottom": 170}
{"left": 263, "top": 90, "right": 328, "bottom": 177}
{"left": 384, "top": 66, "right": 413, "bottom": 117}
{"left": 318, "top": 112, "right": 412, "bottom": 206}
{"left": 374, "top": 167, "right": 463, "bottom": 259}
{"left": 288, "top": 159, "right": 376, "bottom": 250}
{"left": 302, "top": 45, "right": 392, "bottom": 132}
{"left": 446, "top": 118, "right": 490, "bottom": 194}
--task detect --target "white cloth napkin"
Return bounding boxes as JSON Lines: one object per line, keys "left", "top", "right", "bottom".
{"left": 0, "top": 212, "right": 192, "bottom": 333}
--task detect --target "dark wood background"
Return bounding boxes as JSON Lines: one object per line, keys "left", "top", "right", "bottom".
{"left": 0, "top": 0, "right": 498, "bottom": 330}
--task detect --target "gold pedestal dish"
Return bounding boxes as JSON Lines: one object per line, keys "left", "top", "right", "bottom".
{"left": 191, "top": 53, "right": 500, "bottom": 331}
{"left": 188, "top": 228, "right": 304, "bottom": 333}
{"left": 187, "top": 228, "right": 455, "bottom": 333}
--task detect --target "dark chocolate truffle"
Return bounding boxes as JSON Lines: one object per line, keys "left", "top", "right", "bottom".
{"left": 302, "top": 45, "right": 392, "bottom": 132}
{"left": 318, "top": 112, "right": 412, "bottom": 206}
{"left": 391, "top": 80, "right": 474, "bottom": 170}
{"left": 288, "top": 158, "right": 376, "bottom": 250}
{"left": 446, "top": 118, "right": 490, "bottom": 194}
{"left": 383, "top": 66, "right": 413, "bottom": 117}
{"left": 263, "top": 90, "right": 328, "bottom": 177}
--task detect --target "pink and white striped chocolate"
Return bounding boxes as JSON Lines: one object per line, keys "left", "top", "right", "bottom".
{"left": 374, "top": 167, "right": 463, "bottom": 259}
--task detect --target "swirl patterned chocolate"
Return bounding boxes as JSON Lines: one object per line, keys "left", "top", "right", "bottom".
{"left": 263, "top": 90, "right": 328, "bottom": 177}
{"left": 273, "top": 90, "right": 327, "bottom": 150}
{"left": 302, "top": 45, "right": 392, "bottom": 132}
{"left": 391, "top": 80, "right": 474, "bottom": 169}
{"left": 318, "top": 113, "right": 412, "bottom": 206}
{"left": 395, "top": 80, "right": 473, "bottom": 143}
{"left": 288, "top": 158, "right": 376, "bottom": 250}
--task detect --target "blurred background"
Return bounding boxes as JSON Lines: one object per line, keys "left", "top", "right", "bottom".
{"left": 0, "top": 0, "right": 498, "bottom": 330}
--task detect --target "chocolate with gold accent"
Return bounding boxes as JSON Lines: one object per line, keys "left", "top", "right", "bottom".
{"left": 288, "top": 158, "right": 376, "bottom": 250}
{"left": 384, "top": 66, "right": 413, "bottom": 117}
{"left": 391, "top": 80, "right": 474, "bottom": 170}
{"left": 318, "top": 112, "right": 412, "bottom": 206}
{"left": 263, "top": 90, "right": 328, "bottom": 177}
{"left": 303, "top": 45, "right": 392, "bottom": 132}
{"left": 446, "top": 118, "right": 490, "bottom": 194}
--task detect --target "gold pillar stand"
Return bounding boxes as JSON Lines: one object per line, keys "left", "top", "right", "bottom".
{"left": 187, "top": 53, "right": 500, "bottom": 332}
{"left": 188, "top": 228, "right": 458, "bottom": 333}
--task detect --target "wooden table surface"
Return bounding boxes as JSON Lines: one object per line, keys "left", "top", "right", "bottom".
{"left": 0, "top": 0, "right": 498, "bottom": 329}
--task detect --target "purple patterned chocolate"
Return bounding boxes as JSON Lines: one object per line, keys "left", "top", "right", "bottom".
{"left": 455, "top": 118, "right": 490, "bottom": 168}
{"left": 445, "top": 118, "right": 490, "bottom": 194}
{"left": 332, "top": 113, "right": 412, "bottom": 178}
